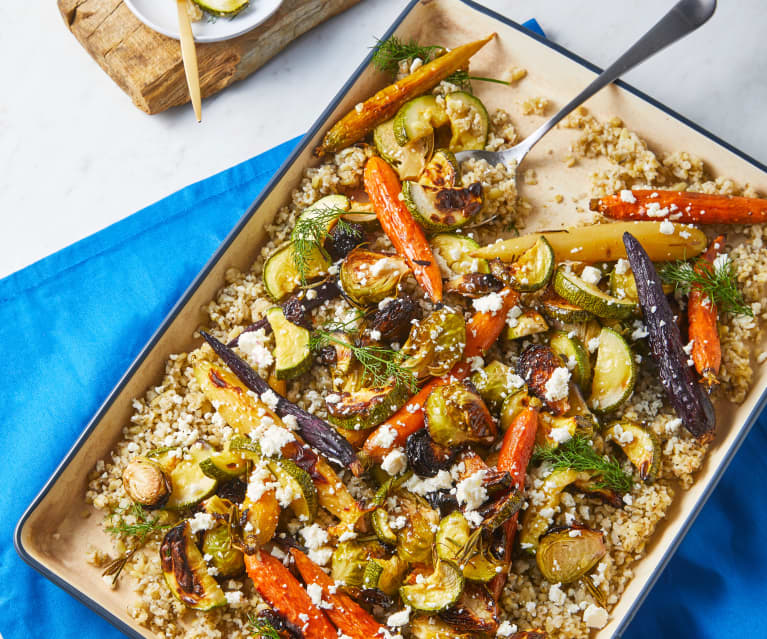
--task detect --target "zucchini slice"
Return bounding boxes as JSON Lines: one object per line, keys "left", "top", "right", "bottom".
{"left": 588, "top": 327, "right": 636, "bottom": 413}
{"left": 505, "top": 309, "right": 549, "bottom": 340}
{"left": 371, "top": 508, "right": 398, "bottom": 545}
{"left": 165, "top": 442, "right": 218, "bottom": 510}
{"left": 373, "top": 119, "right": 434, "bottom": 181}
{"left": 400, "top": 560, "right": 464, "bottom": 612}
{"left": 444, "top": 92, "right": 490, "bottom": 152}
{"left": 290, "top": 194, "right": 350, "bottom": 242}
{"left": 605, "top": 420, "right": 660, "bottom": 481}
{"left": 327, "top": 383, "right": 410, "bottom": 431}
{"left": 262, "top": 242, "right": 329, "bottom": 301}
{"left": 549, "top": 331, "right": 592, "bottom": 392}
{"left": 160, "top": 521, "right": 227, "bottom": 611}
{"left": 540, "top": 292, "right": 594, "bottom": 324}
{"left": 402, "top": 180, "right": 483, "bottom": 233}
{"left": 420, "top": 149, "right": 460, "bottom": 188}
{"left": 393, "top": 95, "right": 450, "bottom": 145}
{"left": 553, "top": 266, "right": 635, "bottom": 320}
{"left": 191, "top": 0, "right": 248, "bottom": 17}
{"left": 505, "top": 236, "right": 555, "bottom": 292}
{"left": 266, "top": 307, "right": 312, "bottom": 380}
{"left": 198, "top": 449, "right": 248, "bottom": 482}
{"left": 266, "top": 457, "right": 319, "bottom": 523}
{"left": 431, "top": 232, "right": 488, "bottom": 274}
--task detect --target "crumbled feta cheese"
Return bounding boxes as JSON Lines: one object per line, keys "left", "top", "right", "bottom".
{"left": 631, "top": 323, "right": 649, "bottom": 340}
{"left": 188, "top": 512, "right": 215, "bottom": 534}
{"left": 580, "top": 265, "right": 602, "bottom": 285}
{"left": 583, "top": 604, "right": 609, "bottom": 628}
{"left": 390, "top": 515, "right": 407, "bottom": 531}
{"left": 225, "top": 590, "right": 243, "bottom": 605}
{"left": 548, "top": 583, "right": 566, "bottom": 605}
{"left": 713, "top": 253, "right": 729, "bottom": 271}
{"left": 253, "top": 423, "right": 295, "bottom": 457}
{"left": 300, "top": 524, "right": 329, "bottom": 549}
{"left": 619, "top": 190, "right": 636, "bottom": 203}
{"left": 473, "top": 292, "right": 505, "bottom": 313}
{"left": 305, "top": 288, "right": 317, "bottom": 301}
{"left": 260, "top": 389, "right": 280, "bottom": 411}
{"left": 614, "top": 258, "right": 630, "bottom": 275}
{"left": 506, "top": 305, "right": 523, "bottom": 327}
{"left": 467, "top": 355, "right": 484, "bottom": 372}
{"left": 623, "top": 493, "right": 634, "bottom": 506}
{"left": 306, "top": 582, "right": 323, "bottom": 607}
{"left": 370, "top": 424, "right": 397, "bottom": 449}
{"left": 369, "top": 329, "right": 382, "bottom": 341}
{"left": 496, "top": 620, "right": 518, "bottom": 637}
{"left": 659, "top": 219, "right": 675, "bottom": 235}
{"left": 544, "top": 367, "right": 571, "bottom": 403}
{"left": 665, "top": 417, "right": 682, "bottom": 434}
{"left": 549, "top": 426, "right": 573, "bottom": 444}
{"left": 381, "top": 449, "right": 408, "bottom": 476}
{"left": 282, "top": 414, "right": 299, "bottom": 431}
{"left": 238, "top": 331, "right": 274, "bottom": 368}
{"left": 587, "top": 337, "right": 600, "bottom": 353}
{"left": 404, "top": 470, "right": 454, "bottom": 496}
{"left": 387, "top": 606, "right": 411, "bottom": 627}
{"left": 456, "top": 470, "right": 488, "bottom": 511}
{"left": 525, "top": 601, "right": 537, "bottom": 614}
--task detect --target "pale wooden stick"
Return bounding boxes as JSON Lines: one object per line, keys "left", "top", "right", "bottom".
{"left": 176, "top": 0, "right": 202, "bottom": 121}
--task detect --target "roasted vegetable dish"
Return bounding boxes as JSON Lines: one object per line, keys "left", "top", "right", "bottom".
{"left": 87, "top": 30, "right": 767, "bottom": 639}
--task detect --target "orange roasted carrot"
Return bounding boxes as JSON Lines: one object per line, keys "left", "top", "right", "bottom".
{"left": 245, "top": 551, "right": 336, "bottom": 639}
{"left": 290, "top": 549, "right": 385, "bottom": 639}
{"left": 364, "top": 156, "right": 443, "bottom": 302}
{"left": 689, "top": 235, "right": 725, "bottom": 388}
{"left": 490, "top": 406, "right": 540, "bottom": 600}
{"left": 317, "top": 35, "right": 496, "bottom": 156}
{"left": 590, "top": 190, "right": 767, "bottom": 224}
{"left": 362, "top": 288, "right": 519, "bottom": 460}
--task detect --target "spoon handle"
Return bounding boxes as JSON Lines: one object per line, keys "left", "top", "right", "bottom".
{"left": 517, "top": 0, "right": 717, "bottom": 157}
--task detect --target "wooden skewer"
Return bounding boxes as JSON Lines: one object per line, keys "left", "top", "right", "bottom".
{"left": 176, "top": 0, "right": 202, "bottom": 122}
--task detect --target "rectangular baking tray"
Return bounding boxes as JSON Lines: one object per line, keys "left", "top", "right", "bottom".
{"left": 16, "top": 1, "right": 767, "bottom": 637}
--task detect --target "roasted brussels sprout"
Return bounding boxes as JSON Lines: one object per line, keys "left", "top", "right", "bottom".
{"left": 537, "top": 413, "right": 595, "bottom": 449}
{"left": 340, "top": 248, "right": 410, "bottom": 306}
{"left": 536, "top": 525, "right": 606, "bottom": 584}
{"left": 399, "top": 560, "right": 465, "bottom": 612}
{"left": 471, "top": 360, "right": 525, "bottom": 413}
{"left": 444, "top": 273, "right": 504, "bottom": 298}
{"left": 325, "top": 221, "right": 365, "bottom": 261}
{"left": 366, "top": 295, "right": 420, "bottom": 343}
{"left": 410, "top": 614, "right": 473, "bottom": 639}
{"left": 405, "top": 428, "right": 457, "bottom": 478}
{"left": 499, "top": 388, "right": 541, "bottom": 431}
{"left": 160, "top": 521, "right": 227, "bottom": 610}
{"left": 402, "top": 307, "right": 466, "bottom": 379}
{"left": 201, "top": 526, "right": 244, "bottom": 578}
{"left": 439, "top": 583, "right": 499, "bottom": 634}
{"left": 122, "top": 458, "right": 171, "bottom": 508}
{"left": 516, "top": 344, "right": 571, "bottom": 415}
{"left": 395, "top": 491, "right": 440, "bottom": 565}
{"left": 362, "top": 555, "right": 408, "bottom": 596}
{"left": 331, "top": 540, "right": 386, "bottom": 588}
{"left": 425, "top": 382, "right": 496, "bottom": 447}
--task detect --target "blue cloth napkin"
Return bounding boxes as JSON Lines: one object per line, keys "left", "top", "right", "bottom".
{"left": 4, "top": 17, "right": 765, "bottom": 639}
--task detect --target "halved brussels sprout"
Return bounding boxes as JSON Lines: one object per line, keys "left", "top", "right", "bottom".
{"left": 425, "top": 382, "right": 497, "bottom": 447}
{"left": 536, "top": 413, "right": 595, "bottom": 449}
{"left": 536, "top": 525, "right": 606, "bottom": 584}
{"left": 439, "top": 583, "right": 498, "bottom": 634}
{"left": 340, "top": 248, "right": 411, "bottom": 306}
{"left": 405, "top": 428, "right": 456, "bottom": 478}
{"left": 402, "top": 307, "right": 466, "bottom": 380}
{"left": 122, "top": 457, "right": 171, "bottom": 508}
{"left": 505, "top": 309, "right": 550, "bottom": 341}
{"left": 366, "top": 295, "right": 420, "bottom": 344}
{"left": 331, "top": 540, "right": 386, "bottom": 587}
{"left": 400, "top": 560, "right": 464, "bottom": 612}
{"left": 362, "top": 555, "right": 407, "bottom": 596}
{"left": 435, "top": 511, "right": 505, "bottom": 582}
{"left": 471, "top": 360, "right": 525, "bottom": 413}
{"left": 516, "top": 344, "right": 571, "bottom": 416}
{"left": 396, "top": 491, "right": 440, "bottom": 565}
{"left": 201, "top": 525, "right": 244, "bottom": 578}
{"left": 499, "top": 388, "right": 541, "bottom": 431}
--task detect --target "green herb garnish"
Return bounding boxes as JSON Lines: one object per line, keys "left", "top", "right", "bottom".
{"left": 291, "top": 206, "right": 360, "bottom": 284}
{"left": 532, "top": 436, "right": 633, "bottom": 494}
{"left": 247, "top": 614, "right": 281, "bottom": 639}
{"left": 102, "top": 503, "right": 173, "bottom": 584}
{"left": 660, "top": 254, "right": 751, "bottom": 316}
{"left": 310, "top": 328, "right": 417, "bottom": 392}
{"left": 371, "top": 36, "right": 444, "bottom": 74}
{"left": 443, "top": 68, "right": 511, "bottom": 92}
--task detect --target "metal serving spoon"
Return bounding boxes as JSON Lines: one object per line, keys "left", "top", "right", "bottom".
{"left": 454, "top": 0, "right": 717, "bottom": 168}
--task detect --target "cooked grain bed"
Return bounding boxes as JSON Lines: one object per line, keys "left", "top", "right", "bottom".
{"left": 85, "top": 100, "right": 767, "bottom": 639}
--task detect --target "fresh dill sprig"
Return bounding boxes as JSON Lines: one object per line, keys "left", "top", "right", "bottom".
{"left": 444, "top": 68, "right": 511, "bottom": 91}
{"left": 291, "top": 206, "right": 360, "bottom": 284}
{"left": 311, "top": 329, "right": 417, "bottom": 392}
{"left": 660, "top": 255, "right": 751, "bottom": 316}
{"left": 247, "top": 614, "right": 281, "bottom": 639}
{"left": 371, "top": 36, "right": 443, "bottom": 74}
{"left": 102, "top": 503, "right": 173, "bottom": 584}
{"left": 532, "top": 436, "right": 634, "bottom": 494}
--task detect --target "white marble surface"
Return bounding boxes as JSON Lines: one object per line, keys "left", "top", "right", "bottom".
{"left": 2, "top": 0, "right": 766, "bottom": 279}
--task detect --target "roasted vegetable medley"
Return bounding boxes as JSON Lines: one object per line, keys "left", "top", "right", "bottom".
{"left": 96, "top": 32, "right": 764, "bottom": 639}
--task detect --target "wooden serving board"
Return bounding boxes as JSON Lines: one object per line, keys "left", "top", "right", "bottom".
{"left": 59, "top": 0, "right": 361, "bottom": 114}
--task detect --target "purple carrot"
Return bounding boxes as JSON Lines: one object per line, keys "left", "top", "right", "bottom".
{"left": 200, "top": 330, "right": 363, "bottom": 475}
